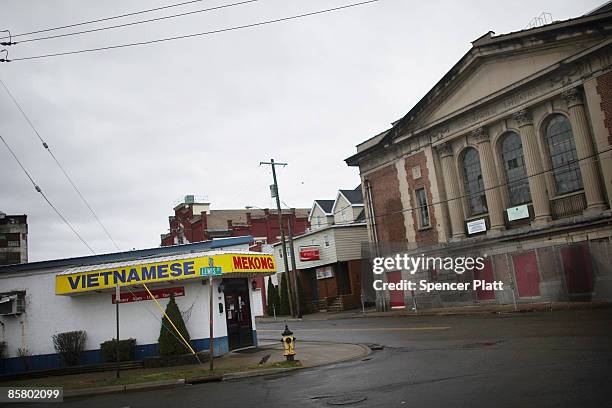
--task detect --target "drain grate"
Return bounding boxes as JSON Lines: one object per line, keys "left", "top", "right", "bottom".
{"left": 327, "top": 395, "right": 368, "bottom": 406}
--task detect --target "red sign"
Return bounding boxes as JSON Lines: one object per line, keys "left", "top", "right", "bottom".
{"left": 112, "top": 286, "right": 185, "bottom": 304}
{"left": 299, "top": 245, "right": 320, "bottom": 261}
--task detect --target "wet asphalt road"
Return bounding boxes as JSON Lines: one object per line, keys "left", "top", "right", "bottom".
{"left": 25, "top": 308, "right": 612, "bottom": 408}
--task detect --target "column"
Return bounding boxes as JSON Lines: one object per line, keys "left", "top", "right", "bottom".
{"left": 563, "top": 87, "right": 606, "bottom": 213}
{"left": 472, "top": 127, "right": 505, "bottom": 232}
{"left": 513, "top": 109, "right": 552, "bottom": 223}
{"left": 436, "top": 142, "right": 465, "bottom": 239}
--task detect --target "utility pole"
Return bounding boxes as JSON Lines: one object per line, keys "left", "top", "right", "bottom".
{"left": 115, "top": 283, "right": 120, "bottom": 379}
{"left": 260, "top": 159, "right": 295, "bottom": 317}
{"left": 287, "top": 217, "right": 302, "bottom": 318}
{"left": 208, "top": 258, "right": 215, "bottom": 372}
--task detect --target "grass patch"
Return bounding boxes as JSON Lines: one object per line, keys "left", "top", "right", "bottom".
{"left": 247, "top": 360, "right": 302, "bottom": 370}
{"left": 0, "top": 359, "right": 302, "bottom": 390}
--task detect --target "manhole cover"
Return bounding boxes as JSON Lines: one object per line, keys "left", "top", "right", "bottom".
{"left": 327, "top": 395, "right": 368, "bottom": 406}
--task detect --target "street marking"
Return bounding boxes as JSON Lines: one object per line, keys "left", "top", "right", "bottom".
{"left": 257, "top": 327, "right": 451, "bottom": 332}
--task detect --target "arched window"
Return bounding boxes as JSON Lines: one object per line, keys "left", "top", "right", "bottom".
{"left": 501, "top": 132, "right": 531, "bottom": 206}
{"left": 546, "top": 114, "right": 582, "bottom": 195}
{"left": 462, "top": 147, "right": 487, "bottom": 215}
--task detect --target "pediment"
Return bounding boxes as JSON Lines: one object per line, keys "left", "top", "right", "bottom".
{"left": 421, "top": 39, "right": 600, "bottom": 126}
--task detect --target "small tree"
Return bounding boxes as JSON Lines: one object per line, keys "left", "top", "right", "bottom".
{"left": 158, "top": 294, "right": 191, "bottom": 356}
{"left": 279, "top": 273, "right": 290, "bottom": 315}
{"left": 52, "top": 331, "right": 87, "bottom": 367}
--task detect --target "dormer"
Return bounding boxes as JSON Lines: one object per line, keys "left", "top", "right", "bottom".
{"left": 332, "top": 186, "right": 364, "bottom": 225}
{"left": 308, "top": 200, "right": 334, "bottom": 230}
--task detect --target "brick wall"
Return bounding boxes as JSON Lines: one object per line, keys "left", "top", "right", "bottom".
{"left": 403, "top": 151, "right": 439, "bottom": 246}
{"left": 367, "top": 164, "right": 406, "bottom": 252}
{"left": 596, "top": 71, "right": 612, "bottom": 145}
{"left": 161, "top": 207, "right": 309, "bottom": 246}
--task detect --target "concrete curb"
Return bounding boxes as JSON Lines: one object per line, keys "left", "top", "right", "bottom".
{"left": 222, "top": 367, "right": 297, "bottom": 381}
{"left": 64, "top": 379, "right": 185, "bottom": 398}
{"left": 223, "top": 342, "right": 372, "bottom": 381}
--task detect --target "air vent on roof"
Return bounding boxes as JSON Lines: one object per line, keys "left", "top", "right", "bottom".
{"left": 526, "top": 12, "right": 553, "bottom": 29}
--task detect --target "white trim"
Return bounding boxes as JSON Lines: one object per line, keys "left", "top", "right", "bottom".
{"left": 58, "top": 249, "right": 269, "bottom": 276}
{"left": 270, "top": 222, "right": 367, "bottom": 247}
{"left": 308, "top": 201, "right": 333, "bottom": 222}
{"left": 331, "top": 191, "right": 364, "bottom": 214}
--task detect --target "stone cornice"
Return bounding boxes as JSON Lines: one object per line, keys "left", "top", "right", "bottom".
{"left": 512, "top": 109, "right": 534, "bottom": 127}
{"left": 471, "top": 127, "right": 490, "bottom": 143}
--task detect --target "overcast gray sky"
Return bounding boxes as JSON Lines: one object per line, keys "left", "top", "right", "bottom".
{"left": 0, "top": 0, "right": 603, "bottom": 261}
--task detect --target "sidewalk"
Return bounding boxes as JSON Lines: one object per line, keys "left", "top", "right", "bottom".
{"left": 256, "top": 301, "right": 612, "bottom": 322}
{"left": 0, "top": 341, "right": 369, "bottom": 397}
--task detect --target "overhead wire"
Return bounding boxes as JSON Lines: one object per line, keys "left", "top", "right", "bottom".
{"left": 2, "top": 0, "right": 380, "bottom": 62}
{"left": 0, "top": 0, "right": 213, "bottom": 40}
{"left": 0, "top": 133, "right": 97, "bottom": 254}
{"left": 0, "top": 78, "right": 121, "bottom": 251}
{"left": 13, "top": 0, "right": 259, "bottom": 45}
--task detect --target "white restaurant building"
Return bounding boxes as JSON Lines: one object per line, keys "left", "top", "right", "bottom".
{"left": 0, "top": 236, "right": 275, "bottom": 375}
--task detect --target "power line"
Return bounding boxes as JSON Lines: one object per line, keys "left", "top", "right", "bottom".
{"left": 14, "top": 0, "right": 259, "bottom": 45}
{"left": 2, "top": 0, "right": 380, "bottom": 62}
{"left": 0, "top": 78, "right": 121, "bottom": 251}
{"left": 0, "top": 133, "right": 97, "bottom": 254}
{"left": 322, "top": 145, "right": 612, "bottom": 226}
{"left": 0, "top": 0, "right": 213, "bottom": 40}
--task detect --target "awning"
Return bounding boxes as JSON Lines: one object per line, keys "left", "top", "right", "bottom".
{"left": 56, "top": 250, "right": 276, "bottom": 295}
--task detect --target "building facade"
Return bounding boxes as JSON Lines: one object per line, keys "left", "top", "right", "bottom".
{"left": 0, "top": 237, "right": 274, "bottom": 375}
{"left": 347, "top": 7, "right": 612, "bottom": 309}
{"left": 160, "top": 196, "right": 309, "bottom": 248}
{"left": 160, "top": 196, "right": 310, "bottom": 315}
{"left": 0, "top": 213, "right": 27, "bottom": 266}
{"left": 272, "top": 187, "right": 372, "bottom": 313}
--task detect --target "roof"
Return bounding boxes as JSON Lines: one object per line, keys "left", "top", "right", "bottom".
{"left": 346, "top": 6, "right": 612, "bottom": 165}
{"left": 338, "top": 186, "right": 364, "bottom": 205}
{"left": 355, "top": 209, "right": 366, "bottom": 222}
{"left": 314, "top": 200, "right": 335, "bottom": 214}
{"left": 59, "top": 249, "right": 266, "bottom": 276}
{"left": 587, "top": 1, "right": 612, "bottom": 15}
{"left": 0, "top": 236, "right": 254, "bottom": 274}
{"left": 205, "top": 208, "right": 310, "bottom": 230}
{"left": 271, "top": 222, "right": 367, "bottom": 246}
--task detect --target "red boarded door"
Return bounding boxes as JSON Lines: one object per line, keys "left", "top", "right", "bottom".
{"left": 561, "top": 245, "right": 593, "bottom": 295}
{"left": 474, "top": 260, "right": 495, "bottom": 301}
{"left": 513, "top": 251, "right": 540, "bottom": 297}
{"left": 386, "top": 271, "right": 405, "bottom": 308}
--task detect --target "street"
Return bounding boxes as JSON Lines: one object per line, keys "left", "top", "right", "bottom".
{"left": 46, "top": 308, "right": 612, "bottom": 408}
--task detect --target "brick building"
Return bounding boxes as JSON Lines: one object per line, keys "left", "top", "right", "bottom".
{"left": 160, "top": 196, "right": 310, "bottom": 314}
{"left": 346, "top": 5, "right": 612, "bottom": 310}
{"left": 0, "top": 212, "right": 27, "bottom": 265}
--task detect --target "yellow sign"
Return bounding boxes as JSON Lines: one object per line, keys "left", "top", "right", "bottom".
{"left": 56, "top": 253, "right": 276, "bottom": 295}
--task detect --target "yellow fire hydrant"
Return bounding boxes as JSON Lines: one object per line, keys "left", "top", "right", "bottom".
{"left": 281, "top": 325, "right": 296, "bottom": 361}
